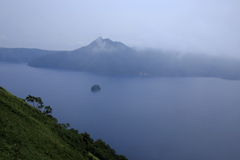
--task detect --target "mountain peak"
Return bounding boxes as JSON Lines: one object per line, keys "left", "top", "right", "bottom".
{"left": 94, "top": 37, "right": 104, "bottom": 43}
{"left": 93, "top": 37, "right": 113, "bottom": 44}
{"left": 85, "top": 37, "right": 130, "bottom": 53}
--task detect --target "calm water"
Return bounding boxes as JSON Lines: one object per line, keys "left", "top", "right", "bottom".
{"left": 1, "top": 62, "right": 240, "bottom": 160}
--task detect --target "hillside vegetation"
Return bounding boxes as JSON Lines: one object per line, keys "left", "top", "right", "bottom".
{"left": 0, "top": 86, "right": 127, "bottom": 160}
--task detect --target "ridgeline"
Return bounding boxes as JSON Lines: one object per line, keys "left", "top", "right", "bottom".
{"left": 1, "top": 37, "right": 240, "bottom": 80}
{"left": 0, "top": 86, "right": 127, "bottom": 160}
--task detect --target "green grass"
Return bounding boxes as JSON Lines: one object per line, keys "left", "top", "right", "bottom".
{"left": 0, "top": 86, "right": 127, "bottom": 160}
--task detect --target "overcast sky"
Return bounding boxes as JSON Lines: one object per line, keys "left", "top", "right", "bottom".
{"left": 0, "top": 0, "right": 240, "bottom": 57}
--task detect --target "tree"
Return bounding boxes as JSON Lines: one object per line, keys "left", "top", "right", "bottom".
{"left": 60, "top": 123, "right": 70, "bottom": 128}
{"left": 25, "top": 95, "right": 54, "bottom": 116}
{"left": 25, "top": 95, "right": 44, "bottom": 109}
{"left": 25, "top": 95, "right": 35, "bottom": 106}
{"left": 43, "top": 106, "right": 52, "bottom": 115}
{"left": 69, "top": 128, "right": 78, "bottom": 134}
{"left": 35, "top": 97, "right": 44, "bottom": 109}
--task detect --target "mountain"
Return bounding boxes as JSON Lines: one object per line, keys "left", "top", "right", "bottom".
{"left": 0, "top": 86, "right": 127, "bottom": 160}
{"left": 2, "top": 37, "right": 240, "bottom": 79}
{"left": 28, "top": 37, "right": 240, "bottom": 79}
{"left": 0, "top": 48, "right": 57, "bottom": 63}
{"left": 76, "top": 37, "right": 133, "bottom": 53}
{"left": 28, "top": 37, "right": 140, "bottom": 74}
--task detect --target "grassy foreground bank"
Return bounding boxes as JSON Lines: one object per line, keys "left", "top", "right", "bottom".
{"left": 0, "top": 86, "right": 127, "bottom": 160}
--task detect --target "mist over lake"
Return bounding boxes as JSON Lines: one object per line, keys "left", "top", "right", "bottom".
{"left": 1, "top": 62, "right": 240, "bottom": 160}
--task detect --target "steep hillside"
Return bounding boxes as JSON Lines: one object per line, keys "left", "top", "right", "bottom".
{"left": 0, "top": 86, "right": 127, "bottom": 160}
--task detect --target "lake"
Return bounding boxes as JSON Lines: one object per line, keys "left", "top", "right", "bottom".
{"left": 1, "top": 62, "right": 240, "bottom": 160}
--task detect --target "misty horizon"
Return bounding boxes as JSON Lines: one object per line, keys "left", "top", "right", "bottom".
{"left": 1, "top": 1, "right": 240, "bottom": 58}
{"left": 1, "top": 36, "right": 239, "bottom": 60}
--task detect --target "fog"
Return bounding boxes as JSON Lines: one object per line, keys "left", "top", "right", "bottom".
{"left": 0, "top": 0, "right": 240, "bottom": 57}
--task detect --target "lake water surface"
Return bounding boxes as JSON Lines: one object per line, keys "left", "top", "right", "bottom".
{"left": 1, "top": 62, "right": 240, "bottom": 160}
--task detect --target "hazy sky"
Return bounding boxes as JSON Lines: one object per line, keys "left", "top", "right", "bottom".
{"left": 0, "top": 0, "right": 240, "bottom": 57}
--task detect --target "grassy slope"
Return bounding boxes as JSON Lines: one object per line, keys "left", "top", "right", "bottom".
{"left": 0, "top": 87, "right": 127, "bottom": 160}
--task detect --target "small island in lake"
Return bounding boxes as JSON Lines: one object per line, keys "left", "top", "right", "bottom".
{"left": 91, "top": 85, "right": 101, "bottom": 92}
